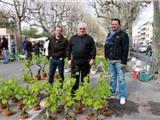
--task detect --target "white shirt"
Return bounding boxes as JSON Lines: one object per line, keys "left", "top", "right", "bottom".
{"left": 43, "top": 40, "right": 49, "bottom": 56}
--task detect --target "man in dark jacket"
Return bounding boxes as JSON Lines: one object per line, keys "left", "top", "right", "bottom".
{"left": 66, "top": 22, "right": 96, "bottom": 93}
{"left": 104, "top": 18, "right": 129, "bottom": 105}
{"left": 1, "top": 36, "right": 9, "bottom": 64}
{"left": 48, "top": 26, "right": 68, "bottom": 84}
{"left": 26, "top": 38, "right": 33, "bottom": 60}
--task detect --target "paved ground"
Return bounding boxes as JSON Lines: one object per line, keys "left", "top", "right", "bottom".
{"left": 0, "top": 59, "right": 160, "bottom": 120}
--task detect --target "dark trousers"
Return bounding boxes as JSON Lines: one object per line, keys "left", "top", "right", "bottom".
{"left": 27, "top": 51, "right": 32, "bottom": 60}
{"left": 71, "top": 59, "right": 91, "bottom": 93}
{"left": 48, "top": 58, "right": 64, "bottom": 84}
{"left": 11, "top": 48, "right": 16, "bottom": 60}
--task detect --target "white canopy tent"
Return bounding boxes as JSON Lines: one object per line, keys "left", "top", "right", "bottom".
{"left": 30, "top": 37, "right": 48, "bottom": 42}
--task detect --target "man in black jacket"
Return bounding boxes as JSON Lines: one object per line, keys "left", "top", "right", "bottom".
{"left": 48, "top": 26, "right": 68, "bottom": 84}
{"left": 26, "top": 38, "right": 33, "bottom": 60}
{"left": 66, "top": 22, "right": 96, "bottom": 93}
{"left": 1, "top": 36, "right": 9, "bottom": 64}
{"left": 104, "top": 18, "right": 129, "bottom": 105}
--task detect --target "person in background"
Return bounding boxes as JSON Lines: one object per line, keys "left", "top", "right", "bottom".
{"left": 104, "top": 18, "right": 129, "bottom": 105}
{"left": 34, "top": 41, "right": 40, "bottom": 57}
{"left": 66, "top": 22, "right": 96, "bottom": 94}
{"left": 26, "top": 38, "right": 33, "bottom": 60}
{"left": 48, "top": 25, "right": 68, "bottom": 85}
{"left": 1, "top": 36, "right": 9, "bottom": 64}
{"left": 10, "top": 36, "right": 16, "bottom": 60}
{"left": 21, "top": 37, "right": 27, "bottom": 57}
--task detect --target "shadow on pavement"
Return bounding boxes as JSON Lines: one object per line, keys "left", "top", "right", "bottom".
{"left": 147, "top": 101, "right": 160, "bottom": 116}
{"left": 108, "top": 99, "right": 139, "bottom": 117}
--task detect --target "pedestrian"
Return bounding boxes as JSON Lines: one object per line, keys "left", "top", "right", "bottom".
{"left": 34, "top": 41, "right": 40, "bottom": 57}
{"left": 48, "top": 25, "right": 68, "bottom": 85}
{"left": 1, "top": 36, "right": 9, "bottom": 64}
{"left": 104, "top": 18, "right": 129, "bottom": 105}
{"left": 26, "top": 38, "right": 33, "bottom": 60}
{"left": 66, "top": 22, "right": 96, "bottom": 94}
{"left": 21, "top": 37, "right": 27, "bottom": 56}
{"left": 146, "top": 43, "right": 152, "bottom": 56}
{"left": 10, "top": 36, "right": 16, "bottom": 60}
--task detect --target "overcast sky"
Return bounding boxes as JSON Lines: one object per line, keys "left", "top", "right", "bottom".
{"left": 132, "top": 2, "right": 153, "bottom": 35}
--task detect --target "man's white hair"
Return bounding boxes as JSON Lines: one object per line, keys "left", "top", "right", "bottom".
{"left": 77, "top": 22, "right": 87, "bottom": 29}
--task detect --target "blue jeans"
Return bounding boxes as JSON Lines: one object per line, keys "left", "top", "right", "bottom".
{"left": 48, "top": 58, "right": 64, "bottom": 84}
{"left": 2, "top": 49, "right": 9, "bottom": 63}
{"left": 108, "top": 60, "right": 126, "bottom": 98}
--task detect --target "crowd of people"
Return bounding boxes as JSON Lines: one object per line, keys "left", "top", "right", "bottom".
{"left": 21, "top": 37, "right": 42, "bottom": 60}
{"left": 0, "top": 18, "right": 129, "bottom": 105}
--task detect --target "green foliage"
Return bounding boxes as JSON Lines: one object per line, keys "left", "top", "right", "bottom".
{"left": 74, "top": 76, "right": 92, "bottom": 106}
{"left": 94, "top": 56, "right": 109, "bottom": 73}
{"left": 91, "top": 75, "right": 111, "bottom": 111}
{"left": 32, "top": 55, "right": 42, "bottom": 65}
{"left": 22, "top": 27, "right": 39, "bottom": 38}
{"left": 0, "top": 79, "right": 14, "bottom": 106}
{"left": 0, "top": 17, "right": 16, "bottom": 29}
{"left": 32, "top": 55, "right": 42, "bottom": 75}
{"left": 60, "top": 77, "right": 76, "bottom": 109}
{"left": 73, "top": 74, "right": 111, "bottom": 112}
{"left": 15, "top": 85, "right": 26, "bottom": 100}
{"left": 30, "top": 82, "right": 43, "bottom": 97}
{"left": 41, "top": 56, "right": 49, "bottom": 72}
{"left": 22, "top": 83, "right": 42, "bottom": 109}
{"left": 24, "top": 59, "right": 33, "bottom": 68}
{"left": 22, "top": 60, "right": 34, "bottom": 83}
{"left": 43, "top": 80, "right": 62, "bottom": 112}
{"left": 5, "top": 77, "right": 22, "bottom": 100}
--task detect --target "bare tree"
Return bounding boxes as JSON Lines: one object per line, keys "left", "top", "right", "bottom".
{"left": 0, "top": 0, "right": 29, "bottom": 52}
{"left": 25, "top": 0, "right": 75, "bottom": 37}
{"left": 13, "top": 0, "right": 29, "bottom": 52}
{"left": 89, "top": 0, "right": 151, "bottom": 50}
{"left": 151, "top": 0, "right": 160, "bottom": 78}
{"left": 25, "top": 0, "right": 99, "bottom": 40}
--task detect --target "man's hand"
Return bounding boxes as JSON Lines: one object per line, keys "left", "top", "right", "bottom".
{"left": 89, "top": 59, "right": 94, "bottom": 65}
{"left": 68, "top": 60, "right": 72, "bottom": 65}
{"left": 120, "top": 64, "right": 126, "bottom": 69}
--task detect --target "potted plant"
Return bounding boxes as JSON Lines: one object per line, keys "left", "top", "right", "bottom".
{"left": 22, "top": 60, "right": 34, "bottom": 83}
{"left": 29, "top": 81, "right": 45, "bottom": 111}
{"left": 33, "top": 55, "right": 43, "bottom": 80}
{"left": 19, "top": 109, "right": 29, "bottom": 120}
{"left": 15, "top": 85, "right": 26, "bottom": 111}
{"left": 41, "top": 56, "right": 49, "bottom": 78}
{"left": 74, "top": 76, "right": 91, "bottom": 115}
{"left": 18, "top": 85, "right": 31, "bottom": 120}
{"left": 0, "top": 80, "right": 14, "bottom": 116}
{"left": 97, "top": 74, "right": 112, "bottom": 117}
{"left": 86, "top": 74, "right": 111, "bottom": 120}
{"left": 0, "top": 77, "right": 7, "bottom": 110}
{"left": 7, "top": 78, "right": 20, "bottom": 104}
{"left": 60, "top": 77, "right": 76, "bottom": 120}
{"left": 43, "top": 80, "right": 62, "bottom": 120}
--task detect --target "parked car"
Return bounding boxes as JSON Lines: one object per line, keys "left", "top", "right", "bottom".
{"left": 138, "top": 44, "right": 148, "bottom": 53}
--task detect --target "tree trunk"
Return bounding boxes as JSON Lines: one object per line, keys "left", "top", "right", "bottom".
{"left": 151, "top": 1, "right": 160, "bottom": 78}
{"left": 127, "top": 17, "right": 133, "bottom": 59}
{"left": 16, "top": 19, "right": 22, "bottom": 53}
